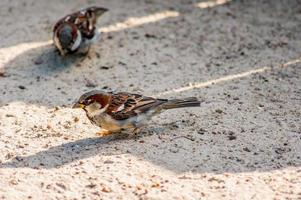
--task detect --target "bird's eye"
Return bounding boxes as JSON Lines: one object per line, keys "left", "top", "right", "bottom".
{"left": 81, "top": 99, "right": 90, "bottom": 105}
{"left": 86, "top": 99, "right": 94, "bottom": 104}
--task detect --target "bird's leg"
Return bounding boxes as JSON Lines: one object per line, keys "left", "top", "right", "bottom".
{"left": 114, "top": 128, "right": 140, "bottom": 139}
{"left": 97, "top": 128, "right": 141, "bottom": 139}
{"left": 96, "top": 129, "right": 112, "bottom": 137}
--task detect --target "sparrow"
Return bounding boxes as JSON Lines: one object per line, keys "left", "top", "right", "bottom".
{"left": 73, "top": 90, "right": 200, "bottom": 136}
{"left": 53, "top": 6, "right": 108, "bottom": 56}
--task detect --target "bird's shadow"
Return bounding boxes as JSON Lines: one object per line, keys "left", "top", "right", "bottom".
{"left": 1, "top": 136, "right": 118, "bottom": 169}
{"left": 1, "top": 122, "right": 300, "bottom": 173}
{"left": 0, "top": 43, "right": 95, "bottom": 107}
{"left": 7, "top": 44, "right": 87, "bottom": 77}
{"left": 0, "top": 129, "right": 161, "bottom": 170}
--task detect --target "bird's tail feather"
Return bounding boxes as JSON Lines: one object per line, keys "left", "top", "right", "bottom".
{"left": 162, "top": 97, "right": 200, "bottom": 110}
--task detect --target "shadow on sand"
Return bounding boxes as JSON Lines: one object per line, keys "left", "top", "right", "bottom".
{"left": 1, "top": 0, "right": 300, "bottom": 174}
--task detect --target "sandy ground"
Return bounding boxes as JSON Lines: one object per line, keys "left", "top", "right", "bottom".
{"left": 0, "top": 0, "right": 301, "bottom": 199}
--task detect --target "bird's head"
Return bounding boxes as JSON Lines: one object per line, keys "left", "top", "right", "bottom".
{"left": 73, "top": 90, "right": 111, "bottom": 117}
{"left": 54, "top": 23, "right": 82, "bottom": 56}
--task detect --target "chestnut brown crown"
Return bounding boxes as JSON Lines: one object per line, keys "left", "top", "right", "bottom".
{"left": 73, "top": 90, "right": 111, "bottom": 109}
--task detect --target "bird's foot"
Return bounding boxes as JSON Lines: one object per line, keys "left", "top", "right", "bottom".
{"left": 96, "top": 129, "right": 112, "bottom": 137}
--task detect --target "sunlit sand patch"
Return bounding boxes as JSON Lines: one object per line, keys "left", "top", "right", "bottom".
{"left": 195, "top": 0, "right": 232, "bottom": 9}
{"left": 157, "top": 57, "right": 301, "bottom": 96}
{"left": 0, "top": 41, "right": 52, "bottom": 67}
{"left": 99, "top": 11, "right": 180, "bottom": 33}
{"left": 281, "top": 57, "right": 301, "bottom": 68}
{"left": 0, "top": 10, "right": 180, "bottom": 68}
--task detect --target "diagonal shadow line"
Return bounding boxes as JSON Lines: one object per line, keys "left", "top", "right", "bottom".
{"left": 156, "top": 57, "right": 301, "bottom": 96}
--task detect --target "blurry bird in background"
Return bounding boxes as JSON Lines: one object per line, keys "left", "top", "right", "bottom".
{"left": 53, "top": 6, "right": 108, "bottom": 56}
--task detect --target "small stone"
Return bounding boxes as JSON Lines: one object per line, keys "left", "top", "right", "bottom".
{"left": 100, "top": 66, "right": 110, "bottom": 70}
{"left": 151, "top": 183, "right": 160, "bottom": 188}
{"left": 228, "top": 131, "right": 235, "bottom": 135}
{"left": 9, "top": 179, "right": 18, "bottom": 185}
{"left": 228, "top": 135, "right": 237, "bottom": 140}
{"left": 170, "top": 147, "right": 179, "bottom": 153}
{"left": 85, "top": 79, "right": 97, "bottom": 88}
{"left": 0, "top": 69, "right": 6, "bottom": 77}
{"left": 56, "top": 183, "right": 66, "bottom": 190}
{"left": 18, "top": 85, "right": 26, "bottom": 90}
{"left": 145, "top": 33, "right": 156, "bottom": 38}
{"left": 118, "top": 61, "right": 126, "bottom": 66}
{"left": 34, "top": 58, "right": 44, "bottom": 65}
{"left": 198, "top": 128, "right": 206, "bottom": 135}
{"left": 104, "top": 160, "right": 114, "bottom": 164}
{"left": 73, "top": 117, "right": 79, "bottom": 123}
{"left": 243, "top": 147, "right": 251, "bottom": 152}
{"left": 101, "top": 186, "right": 111, "bottom": 193}
{"left": 215, "top": 109, "right": 223, "bottom": 114}
{"left": 86, "top": 183, "right": 97, "bottom": 189}
{"left": 5, "top": 153, "right": 14, "bottom": 159}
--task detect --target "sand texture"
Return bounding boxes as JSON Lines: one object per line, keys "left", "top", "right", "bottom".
{"left": 0, "top": 0, "right": 301, "bottom": 199}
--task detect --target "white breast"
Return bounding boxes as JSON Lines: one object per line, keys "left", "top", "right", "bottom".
{"left": 71, "top": 29, "right": 82, "bottom": 51}
{"left": 91, "top": 109, "right": 158, "bottom": 133}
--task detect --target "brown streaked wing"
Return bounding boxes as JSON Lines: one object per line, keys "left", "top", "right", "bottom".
{"left": 108, "top": 93, "right": 167, "bottom": 120}
{"left": 107, "top": 92, "right": 130, "bottom": 113}
{"left": 54, "top": 8, "right": 95, "bottom": 38}
{"left": 53, "top": 12, "right": 78, "bottom": 32}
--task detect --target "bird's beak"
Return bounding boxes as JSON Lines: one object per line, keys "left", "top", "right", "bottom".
{"left": 95, "top": 7, "right": 109, "bottom": 17}
{"left": 72, "top": 102, "right": 85, "bottom": 109}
